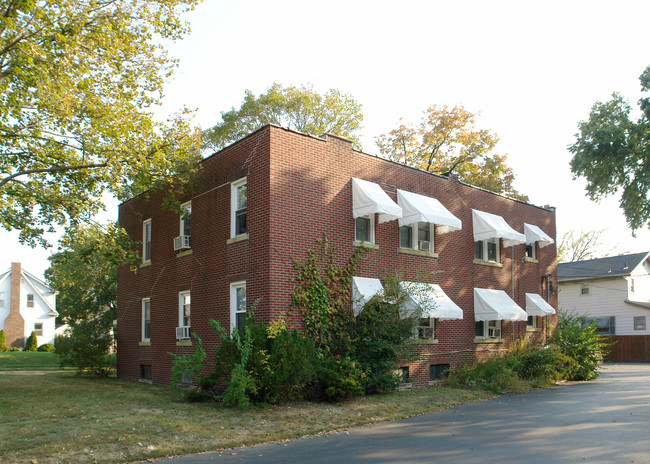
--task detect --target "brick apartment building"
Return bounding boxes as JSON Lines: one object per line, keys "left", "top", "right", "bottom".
{"left": 116, "top": 125, "right": 558, "bottom": 388}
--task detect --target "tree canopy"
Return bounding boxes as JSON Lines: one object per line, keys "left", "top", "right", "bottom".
{"left": 203, "top": 83, "right": 364, "bottom": 151}
{"left": 0, "top": 0, "right": 202, "bottom": 247}
{"left": 557, "top": 229, "right": 608, "bottom": 263}
{"left": 375, "top": 105, "right": 528, "bottom": 201}
{"left": 569, "top": 65, "right": 650, "bottom": 231}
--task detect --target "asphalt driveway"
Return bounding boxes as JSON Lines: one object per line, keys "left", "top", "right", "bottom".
{"left": 158, "top": 363, "right": 650, "bottom": 463}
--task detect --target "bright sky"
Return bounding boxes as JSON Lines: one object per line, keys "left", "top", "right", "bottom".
{"left": 2, "top": 0, "right": 650, "bottom": 279}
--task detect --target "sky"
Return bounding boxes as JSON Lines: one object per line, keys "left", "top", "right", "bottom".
{"left": 2, "top": 0, "right": 650, "bottom": 280}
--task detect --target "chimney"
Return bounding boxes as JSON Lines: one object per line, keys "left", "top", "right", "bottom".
{"left": 4, "top": 262, "right": 25, "bottom": 348}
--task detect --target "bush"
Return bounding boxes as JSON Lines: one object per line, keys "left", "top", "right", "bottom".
{"left": 8, "top": 346, "right": 22, "bottom": 352}
{"left": 38, "top": 343, "right": 56, "bottom": 352}
{"left": 55, "top": 317, "right": 115, "bottom": 376}
{"left": 0, "top": 329, "right": 6, "bottom": 352}
{"left": 25, "top": 331, "right": 38, "bottom": 352}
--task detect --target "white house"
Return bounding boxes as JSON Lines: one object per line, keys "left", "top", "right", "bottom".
{"left": 557, "top": 252, "right": 650, "bottom": 335}
{"left": 0, "top": 262, "right": 58, "bottom": 348}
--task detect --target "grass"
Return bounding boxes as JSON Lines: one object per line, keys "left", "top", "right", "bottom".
{"left": 0, "top": 372, "right": 493, "bottom": 463}
{"left": 0, "top": 351, "right": 62, "bottom": 370}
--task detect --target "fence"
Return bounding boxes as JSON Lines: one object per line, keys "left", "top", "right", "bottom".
{"left": 604, "top": 335, "right": 650, "bottom": 363}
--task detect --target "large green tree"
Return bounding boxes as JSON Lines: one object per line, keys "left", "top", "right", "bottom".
{"left": 569, "top": 65, "right": 650, "bottom": 231}
{"left": 203, "top": 83, "right": 364, "bottom": 151}
{"left": 0, "top": 0, "right": 202, "bottom": 247}
{"left": 375, "top": 105, "right": 528, "bottom": 201}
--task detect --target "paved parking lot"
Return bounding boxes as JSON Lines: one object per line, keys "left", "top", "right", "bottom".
{"left": 159, "top": 364, "right": 650, "bottom": 463}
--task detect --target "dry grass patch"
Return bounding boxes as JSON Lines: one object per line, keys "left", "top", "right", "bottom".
{"left": 0, "top": 372, "right": 492, "bottom": 463}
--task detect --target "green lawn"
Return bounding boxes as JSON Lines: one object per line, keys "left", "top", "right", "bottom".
{"left": 0, "top": 372, "right": 493, "bottom": 464}
{"left": 0, "top": 351, "right": 61, "bottom": 370}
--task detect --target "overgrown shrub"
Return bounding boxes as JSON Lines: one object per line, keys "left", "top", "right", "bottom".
{"left": 552, "top": 310, "right": 612, "bottom": 380}
{"left": 37, "top": 343, "right": 55, "bottom": 352}
{"left": 0, "top": 329, "right": 6, "bottom": 352}
{"left": 25, "top": 331, "right": 38, "bottom": 352}
{"left": 55, "top": 317, "right": 115, "bottom": 376}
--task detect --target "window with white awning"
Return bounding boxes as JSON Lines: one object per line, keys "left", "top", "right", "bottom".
{"left": 472, "top": 209, "right": 526, "bottom": 247}
{"left": 396, "top": 190, "right": 462, "bottom": 233}
{"left": 525, "top": 293, "right": 556, "bottom": 316}
{"left": 400, "top": 281, "right": 463, "bottom": 320}
{"left": 351, "top": 178, "right": 402, "bottom": 223}
{"left": 473, "top": 288, "right": 527, "bottom": 321}
{"left": 351, "top": 276, "right": 384, "bottom": 316}
{"left": 523, "top": 223, "right": 554, "bottom": 259}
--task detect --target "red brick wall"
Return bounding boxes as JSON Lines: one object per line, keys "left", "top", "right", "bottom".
{"left": 117, "top": 125, "right": 557, "bottom": 389}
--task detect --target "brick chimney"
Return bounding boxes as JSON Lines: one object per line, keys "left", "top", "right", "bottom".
{"left": 4, "top": 262, "right": 25, "bottom": 348}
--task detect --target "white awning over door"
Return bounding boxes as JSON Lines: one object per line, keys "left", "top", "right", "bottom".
{"left": 396, "top": 189, "right": 462, "bottom": 234}
{"left": 525, "top": 293, "right": 556, "bottom": 316}
{"left": 474, "top": 288, "right": 527, "bottom": 321}
{"left": 472, "top": 209, "right": 526, "bottom": 247}
{"left": 352, "top": 178, "right": 402, "bottom": 224}
{"left": 524, "top": 223, "right": 554, "bottom": 248}
{"left": 352, "top": 276, "right": 384, "bottom": 316}
{"left": 400, "top": 282, "right": 463, "bottom": 320}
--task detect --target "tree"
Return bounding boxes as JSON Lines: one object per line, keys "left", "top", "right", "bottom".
{"left": 0, "top": 0, "right": 203, "bottom": 247}
{"left": 45, "top": 222, "right": 137, "bottom": 375}
{"left": 25, "top": 331, "right": 38, "bottom": 352}
{"left": 203, "top": 83, "right": 364, "bottom": 151}
{"left": 375, "top": 105, "right": 528, "bottom": 201}
{"left": 569, "top": 65, "right": 650, "bottom": 231}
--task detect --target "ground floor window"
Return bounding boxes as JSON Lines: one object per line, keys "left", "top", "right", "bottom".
{"left": 418, "top": 317, "right": 435, "bottom": 339}
{"left": 527, "top": 315, "right": 537, "bottom": 328}
{"left": 476, "top": 320, "right": 501, "bottom": 338}
{"left": 398, "top": 366, "right": 409, "bottom": 383}
{"left": 634, "top": 316, "right": 646, "bottom": 331}
{"left": 429, "top": 364, "right": 450, "bottom": 381}
{"left": 140, "top": 364, "right": 152, "bottom": 381}
{"left": 586, "top": 316, "right": 615, "bottom": 335}
{"left": 34, "top": 322, "right": 43, "bottom": 336}
{"left": 230, "top": 281, "right": 247, "bottom": 334}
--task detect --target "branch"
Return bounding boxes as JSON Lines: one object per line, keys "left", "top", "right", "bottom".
{"left": 0, "top": 162, "right": 107, "bottom": 188}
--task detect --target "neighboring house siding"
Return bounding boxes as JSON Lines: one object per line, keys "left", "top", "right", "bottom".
{"left": 117, "top": 125, "right": 558, "bottom": 389}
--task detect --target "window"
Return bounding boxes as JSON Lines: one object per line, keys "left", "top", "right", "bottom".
{"left": 355, "top": 214, "right": 374, "bottom": 243}
{"left": 634, "top": 316, "right": 646, "bottom": 331}
{"left": 180, "top": 202, "right": 191, "bottom": 239}
{"left": 475, "top": 320, "right": 501, "bottom": 338}
{"left": 179, "top": 291, "right": 191, "bottom": 328}
{"left": 474, "top": 238, "right": 499, "bottom": 263}
{"left": 398, "top": 366, "right": 409, "bottom": 383}
{"left": 580, "top": 283, "right": 590, "bottom": 295}
{"left": 525, "top": 243, "right": 535, "bottom": 259}
{"left": 586, "top": 316, "right": 615, "bottom": 335}
{"left": 140, "top": 364, "right": 152, "bottom": 381}
{"left": 0, "top": 292, "right": 4, "bottom": 308}
{"left": 230, "top": 281, "right": 246, "bottom": 334}
{"left": 231, "top": 178, "right": 247, "bottom": 237}
{"left": 527, "top": 315, "right": 537, "bottom": 328}
{"left": 34, "top": 322, "right": 43, "bottom": 336}
{"left": 400, "top": 222, "right": 434, "bottom": 252}
{"left": 429, "top": 364, "right": 450, "bottom": 382}
{"left": 418, "top": 317, "right": 435, "bottom": 339}
{"left": 26, "top": 294, "right": 34, "bottom": 308}
{"left": 629, "top": 278, "right": 635, "bottom": 293}
{"left": 142, "top": 298, "right": 151, "bottom": 341}
{"left": 142, "top": 219, "right": 152, "bottom": 262}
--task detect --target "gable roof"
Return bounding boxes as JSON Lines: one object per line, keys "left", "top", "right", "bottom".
{"left": 558, "top": 251, "right": 650, "bottom": 282}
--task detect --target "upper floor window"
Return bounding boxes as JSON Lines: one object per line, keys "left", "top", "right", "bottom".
{"left": 26, "top": 294, "right": 34, "bottom": 308}
{"left": 629, "top": 278, "right": 635, "bottom": 293}
{"left": 355, "top": 214, "right": 374, "bottom": 243}
{"left": 634, "top": 316, "right": 646, "bottom": 331}
{"left": 231, "top": 178, "right": 247, "bottom": 237}
{"left": 179, "top": 291, "right": 191, "bottom": 328}
{"left": 474, "top": 238, "right": 499, "bottom": 263}
{"left": 142, "top": 298, "right": 151, "bottom": 342}
{"left": 230, "top": 281, "right": 247, "bottom": 334}
{"left": 180, "top": 202, "right": 191, "bottom": 238}
{"left": 527, "top": 315, "right": 537, "bottom": 328}
{"left": 525, "top": 243, "right": 535, "bottom": 259}
{"left": 580, "top": 283, "right": 590, "bottom": 295}
{"left": 142, "top": 219, "right": 152, "bottom": 263}
{"left": 400, "top": 222, "right": 433, "bottom": 252}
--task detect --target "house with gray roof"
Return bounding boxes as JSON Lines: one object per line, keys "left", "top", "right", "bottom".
{"left": 558, "top": 252, "right": 650, "bottom": 336}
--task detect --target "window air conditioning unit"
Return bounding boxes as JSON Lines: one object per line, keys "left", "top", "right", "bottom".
{"left": 418, "top": 240, "right": 431, "bottom": 252}
{"left": 176, "top": 326, "right": 190, "bottom": 340}
{"left": 488, "top": 328, "right": 501, "bottom": 338}
{"left": 174, "top": 235, "right": 191, "bottom": 251}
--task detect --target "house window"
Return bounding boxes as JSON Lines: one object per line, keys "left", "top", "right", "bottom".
{"left": 0, "top": 292, "right": 4, "bottom": 308}
{"left": 179, "top": 291, "right": 191, "bottom": 328}
{"left": 231, "top": 178, "right": 247, "bottom": 237}
{"left": 418, "top": 317, "right": 435, "bottom": 339}
{"left": 527, "top": 315, "right": 537, "bottom": 328}
{"left": 634, "top": 316, "right": 646, "bottom": 331}
{"left": 429, "top": 364, "right": 450, "bottom": 382}
{"left": 629, "top": 278, "right": 635, "bottom": 293}
{"left": 142, "top": 298, "right": 151, "bottom": 341}
{"left": 476, "top": 320, "right": 501, "bottom": 338}
{"left": 474, "top": 238, "right": 499, "bottom": 263}
{"left": 180, "top": 202, "right": 191, "bottom": 239}
{"left": 140, "top": 364, "right": 152, "bottom": 381}
{"left": 26, "top": 294, "right": 34, "bottom": 308}
{"left": 525, "top": 243, "right": 535, "bottom": 259}
{"left": 398, "top": 366, "right": 409, "bottom": 383}
{"left": 34, "top": 322, "right": 43, "bottom": 336}
{"left": 580, "top": 283, "right": 590, "bottom": 295}
{"left": 400, "top": 222, "right": 434, "bottom": 252}
{"left": 230, "top": 281, "right": 246, "bottom": 334}
{"left": 142, "top": 219, "right": 152, "bottom": 263}
{"left": 586, "top": 316, "right": 615, "bottom": 335}
{"left": 355, "top": 215, "right": 374, "bottom": 243}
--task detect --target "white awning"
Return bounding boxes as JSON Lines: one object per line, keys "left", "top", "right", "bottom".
{"left": 474, "top": 288, "right": 527, "bottom": 321}
{"left": 524, "top": 223, "right": 554, "bottom": 248}
{"left": 400, "top": 282, "right": 463, "bottom": 320}
{"left": 352, "top": 276, "right": 384, "bottom": 316}
{"left": 396, "top": 189, "right": 462, "bottom": 234}
{"left": 525, "top": 293, "right": 556, "bottom": 316}
{"left": 352, "top": 178, "right": 402, "bottom": 224}
{"left": 472, "top": 209, "right": 526, "bottom": 247}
